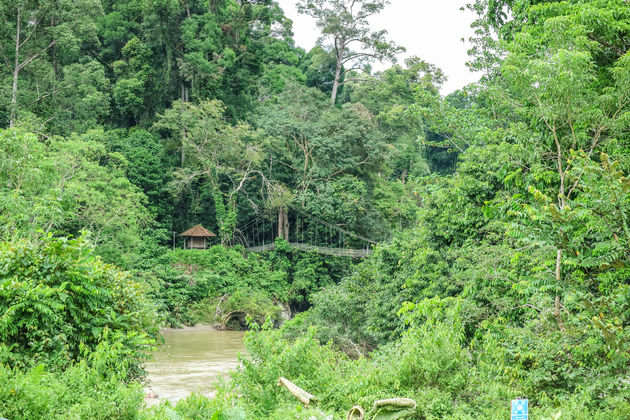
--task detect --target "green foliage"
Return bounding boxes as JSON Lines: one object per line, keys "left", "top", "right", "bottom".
{"left": 149, "top": 243, "right": 353, "bottom": 326}
{"left": 232, "top": 300, "right": 472, "bottom": 418}
{"left": 154, "top": 99, "right": 271, "bottom": 241}
{"left": 0, "top": 128, "right": 152, "bottom": 267}
{"left": 254, "top": 2, "right": 630, "bottom": 418}
{"left": 256, "top": 83, "right": 409, "bottom": 239}
{"left": 146, "top": 392, "right": 248, "bottom": 420}
{"left": 189, "top": 291, "right": 283, "bottom": 329}
{"left": 100, "top": 129, "right": 174, "bottom": 233}
{"left": 0, "top": 0, "right": 105, "bottom": 130}
{"left": 235, "top": 295, "right": 630, "bottom": 418}
{"left": 302, "top": 46, "right": 337, "bottom": 95}
{"left": 0, "top": 362, "right": 145, "bottom": 420}
{"left": 149, "top": 246, "right": 288, "bottom": 326}
{"left": 113, "top": 37, "right": 153, "bottom": 124}
{"left": 297, "top": 0, "right": 405, "bottom": 104}
{"left": 0, "top": 235, "right": 158, "bottom": 375}
{"left": 1, "top": 0, "right": 630, "bottom": 417}
{"left": 347, "top": 57, "right": 443, "bottom": 177}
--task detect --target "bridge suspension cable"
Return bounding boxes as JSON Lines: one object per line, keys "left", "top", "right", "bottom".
{"left": 288, "top": 204, "right": 377, "bottom": 245}
{"left": 235, "top": 205, "right": 377, "bottom": 257}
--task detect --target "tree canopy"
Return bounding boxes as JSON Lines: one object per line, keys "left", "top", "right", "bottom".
{"left": 1, "top": 0, "right": 630, "bottom": 418}
{"left": 297, "top": 0, "right": 405, "bottom": 104}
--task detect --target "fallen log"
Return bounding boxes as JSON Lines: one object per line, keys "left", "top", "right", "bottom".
{"left": 277, "top": 377, "right": 318, "bottom": 407}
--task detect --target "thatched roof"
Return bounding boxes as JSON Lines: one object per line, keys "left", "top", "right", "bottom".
{"left": 180, "top": 224, "right": 216, "bottom": 237}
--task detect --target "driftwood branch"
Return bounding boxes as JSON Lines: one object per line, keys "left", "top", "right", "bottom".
{"left": 346, "top": 405, "right": 365, "bottom": 420}
{"left": 277, "top": 377, "right": 318, "bottom": 407}
{"left": 366, "top": 398, "right": 417, "bottom": 420}
{"left": 215, "top": 294, "right": 228, "bottom": 317}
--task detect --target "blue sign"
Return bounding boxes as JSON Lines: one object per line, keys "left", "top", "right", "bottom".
{"left": 511, "top": 399, "right": 528, "bottom": 420}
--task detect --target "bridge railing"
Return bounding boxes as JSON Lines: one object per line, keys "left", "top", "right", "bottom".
{"left": 246, "top": 242, "right": 372, "bottom": 258}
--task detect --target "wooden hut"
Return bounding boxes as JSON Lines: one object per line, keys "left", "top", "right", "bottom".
{"left": 180, "top": 224, "right": 216, "bottom": 249}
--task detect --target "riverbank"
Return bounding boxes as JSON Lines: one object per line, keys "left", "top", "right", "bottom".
{"left": 159, "top": 324, "right": 217, "bottom": 333}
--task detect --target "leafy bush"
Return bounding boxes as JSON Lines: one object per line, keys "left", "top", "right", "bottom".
{"left": 232, "top": 297, "right": 630, "bottom": 419}
{"left": 0, "top": 129, "right": 152, "bottom": 268}
{"left": 147, "top": 246, "right": 288, "bottom": 326}
{"left": 231, "top": 300, "right": 477, "bottom": 418}
{"left": 189, "top": 290, "right": 284, "bottom": 327}
{"left": 145, "top": 392, "right": 248, "bottom": 420}
{"left": 149, "top": 242, "right": 351, "bottom": 327}
{"left": 0, "top": 362, "right": 144, "bottom": 420}
{"left": 0, "top": 235, "right": 159, "bottom": 375}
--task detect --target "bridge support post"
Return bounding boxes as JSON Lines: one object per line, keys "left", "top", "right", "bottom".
{"left": 278, "top": 208, "right": 289, "bottom": 241}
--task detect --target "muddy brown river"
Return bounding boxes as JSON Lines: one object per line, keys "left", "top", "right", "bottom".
{"left": 144, "top": 327, "right": 246, "bottom": 405}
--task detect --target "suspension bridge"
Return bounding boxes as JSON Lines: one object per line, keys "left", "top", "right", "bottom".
{"left": 235, "top": 205, "right": 377, "bottom": 258}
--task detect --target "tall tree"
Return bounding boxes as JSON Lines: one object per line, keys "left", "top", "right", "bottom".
{"left": 0, "top": 128, "right": 151, "bottom": 266}
{"left": 0, "top": 0, "right": 102, "bottom": 128}
{"left": 255, "top": 84, "right": 397, "bottom": 239}
{"left": 495, "top": 0, "right": 630, "bottom": 331}
{"left": 297, "top": 0, "right": 404, "bottom": 104}
{"left": 154, "top": 100, "right": 277, "bottom": 243}
{"left": 348, "top": 57, "right": 445, "bottom": 178}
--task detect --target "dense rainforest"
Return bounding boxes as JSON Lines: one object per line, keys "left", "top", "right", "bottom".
{"left": 1, "top": 0, "right": 630, "bottom": 418}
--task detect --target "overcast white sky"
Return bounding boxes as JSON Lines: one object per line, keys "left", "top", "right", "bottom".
{"left": 276, "top": 0, "right": 482, "bottom": 94}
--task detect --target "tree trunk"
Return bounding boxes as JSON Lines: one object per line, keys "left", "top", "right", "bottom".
{"left": 331, "top": 47, "right": 343, "bottom": 105}
{"left": 553, "top": 127, "right": 566, "bottom": 332}
{"left": 555, "top": 248, "right": 565, "bottom": 332}
{"left": 51, "top": 15, "right": 58, "bottom": 84}
{"left": 180, "top": 126, "right": 186, "bottom": 165}
{"left": 10, "top": 7, "right": 21, "bottom": 128}
{"left": 278, "top": 209, "right": 283, "bottom": 239}
{"left": 277, "top": 207, "right": 289, "bottom": 241}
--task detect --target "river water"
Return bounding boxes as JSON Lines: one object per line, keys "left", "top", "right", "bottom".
{"left": 144, "top": 327, "right": 246, "bottom": 405}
